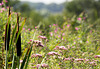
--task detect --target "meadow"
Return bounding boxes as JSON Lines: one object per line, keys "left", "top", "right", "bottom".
{"left": 0, "top": 1, "right": 100, "bottom": 69}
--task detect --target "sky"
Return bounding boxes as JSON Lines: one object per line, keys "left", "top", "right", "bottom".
{"left": 20, "top": 0, "right": 68, "bottom": 4}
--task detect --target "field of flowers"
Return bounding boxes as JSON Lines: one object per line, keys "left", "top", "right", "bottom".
{"left": 0, "top": 2, "right": 100, "bottom": 69}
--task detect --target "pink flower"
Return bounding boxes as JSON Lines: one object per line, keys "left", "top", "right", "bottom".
{"left": 62, "top": 33, "right": 65, "bottom": 36}
{"left": 32, "top": 29, "right": 34, "bottom": 31}
{"left": 33, "top": 40, "right": 41, "bottom": 44}
{"left": 2, "top": 8, "right": 6, "bottom": 11}
{"left": 75, "top": 27, "right": 79, "bottom": 30}
{"left": 0, "top": 3, "right": 2, "bottom": 6}
{"left": 83, "top": 17, "right": 86, "bottom": 20}
{"left": 77, "top": 17, "right": 81, "bottom": 21}
{"left": 54, "top": 46, "right": 67, "bottom": 50}
{"left": 94, "top": 55, "right": 100, "bottom": 58}
{"left": 54, "top": 29, "right": 57, "bottom": 33}
{"left": 31, "top": 54, "right": 42, "bottom": 58}
{"left": 38, "top": 35, "right": 47, "bottom": 39}
{"left": 53, "top": 24, "right": 56, "bottom": 26}
{"left": 28, "top": 28, "right": 30, "bottom": 31}
{"left": 49, "top": 32, "right": 53, "bottom": 36}
{"left": 28, "top": 42, "right": 30, "bottom": 44}
{"left": 58, "top": 35, "right": 60, "bottom": 38}
{"left": 35, "top": 26, "right": 37, "bottom": 29}
{"left": 0, "top": 10, "right": 2, "bottom": 13}
{"left": 30, "top": 39, "right": 32, "bottom": 42}
{"left": 67, "top": 24, "right": 70, "bottom": 28}
{"left": 64, "top": 58, "right": 71, "bottom": 61}
{"left": 75, "top": 58, "right": 84, "bottom": 61}
{"left": 41, "top": 63, "right": 48, "bottom": 67}
{"left": 47, "top": 52, "right": 59, "bottom": 56}
{"left": 5, "top": 0, "right": 8, "bottom": 2}
{"left": 49, "top": 25, "right": 51, "bottom": 27}
{"left": 2, "top": 1, "right": 4, "bottom": 5}
{"left": 23, "top": 28, "right": 25, "bottom": 30}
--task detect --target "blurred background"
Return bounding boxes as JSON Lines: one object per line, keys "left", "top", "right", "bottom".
{"left": 1, "top": 0, "right": 100, "bottom": 32}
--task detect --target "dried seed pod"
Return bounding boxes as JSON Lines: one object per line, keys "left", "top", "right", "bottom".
{"left": 16, "top": 31, "right": 21, "bottom": 56}
{"left": 5, "top": 6, "right": 11, "bottom": 50}
{"left": 16, "top": 13, "right": 21, "bottom": 56}
{"left": 5, "top": 24, "right": 11, "bottom": 50}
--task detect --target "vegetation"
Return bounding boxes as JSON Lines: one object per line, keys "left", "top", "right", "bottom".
{"left": 0, "top": 0, "right": 100, "bottom": 69}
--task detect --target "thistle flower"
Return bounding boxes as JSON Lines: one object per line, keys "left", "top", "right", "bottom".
{"left": 16, "top": 13, "right": 21, "bottom": 56}
{"left": 5, "top": 7, "right": 11, "bottom": 50}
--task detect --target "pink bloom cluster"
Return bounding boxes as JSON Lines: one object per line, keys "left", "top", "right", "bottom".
{"left": 33, "top": 40, "right": 44, "bottom": 47}
{"left": 77, "top": 17, "right": 81, "bottom": 21}
{"left": 38, "top": 35, "right": 47, "bottom": 39}
{"left": 67, "top": 24, "right": 70, "bottom": 28}
{"left": 47, "top": 51, "right": 59, "bottom": 56}
{"left": 31, "top": 54, "right": 42, "bottom": 58}
{"left": 64, "top": 58, "right": 72, "bottom": 61}
{"left": 49, "top": 32, "right": 53, "bottom": 36}
{"left": 32, "top": 63, "right": 48, "bottom": 68}
{"left": 75, "top": 58, "right": 84, "bottom": 61}
{"left": 75, "top": 27, "right": 79, "bottom": 30}
{"left": 94, "top": 55, "right": 100, "bottom": 58}
{"left": 54, "top": 46, "right": 67, "bottom": 50}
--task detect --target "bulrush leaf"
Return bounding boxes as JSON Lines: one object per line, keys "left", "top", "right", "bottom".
{"left": 16, "top": 13, "right": 21, "bottom": 56}
{"left": 5, "top": 6, "right": 11, "bottom": 50}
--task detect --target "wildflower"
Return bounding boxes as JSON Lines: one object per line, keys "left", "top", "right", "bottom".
{"left": 77, "top": 17, "right": 81, "bottom": 21}
{"left": 89, "top": 61, "right": 96, "bottom": 65}
{"left": 32, "top": 29, "right": 34, "bottom": 31}
{"left": 49, "top": 32, "right": 53, "bottom": 36}
{"left": 62, "top": 33, "right": 65, "bottom": 36}
{"left": 38, "top": 35, "right": 47, "bottom": 39}
{"left": 64, "top": 58, "right": 71, "bottom": 61}
{"left": 0, "top": 10, "right": 2, "bottom": 13}
{"left": 75, "top": 58, "right": 84, "bottom": 61}
{"left": 54, "top": 46, "right": 67, "bottom": 50}
{"left": 31, "top": 54, "right": 42, "bottom": 58}
{"left": 83, "top": 17, "right": 86, "bottom": 20}
{"left": 32, "top": 63, "right": 48, "bottom": 69}
{"left": 23, "top": 28, "right": 25, "bottom": 30}
{"left": 30, "top": 39, "right": 32, "bottom": 42}
{"left": 1, "top": 1, "right": 4, "bottom": 5}
{"left": 41, "top": 63, "right": 48, "bottom": 67}
{"left": 35, "top": 26, "right": 37, "bottom": 29}
{"left": 75, "top": 27, "right": 79, "bottom": 30}
{"left": 94, "top": 55, "right": 100, "bottom": 58}
{"left": 53, "top": 24, "right": 56, "bottom": 26}
{"left": 0, "top": 3, "right": 2, "bottom": 6}
{"left": 58, "top": 35, "right": 60, "bottom": 38}
{"left": 67, "top": 24, "right": 70, "bottom": 28}
{"left": 28, "top": 28, "right": 30, "bottom": 31}
{"left": 47, "top": 51, "right": 59, "bottom": 56}
{"left": 5, "top": 0, "right": 8, "bottom": 2}
{"left": 54, "top": 29, "right": 57, "bottom": 33}
{"left": 49, "top": 25, "right": 51, "bottom": 27}
{"left": 33, "top": 40, "right": 41, "bottom": 44}
{"left": 36, "top": 43, "right": 44, "bottom": 47}
{"left": 28, "top": 42, "right": 30, "bottom": 44}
